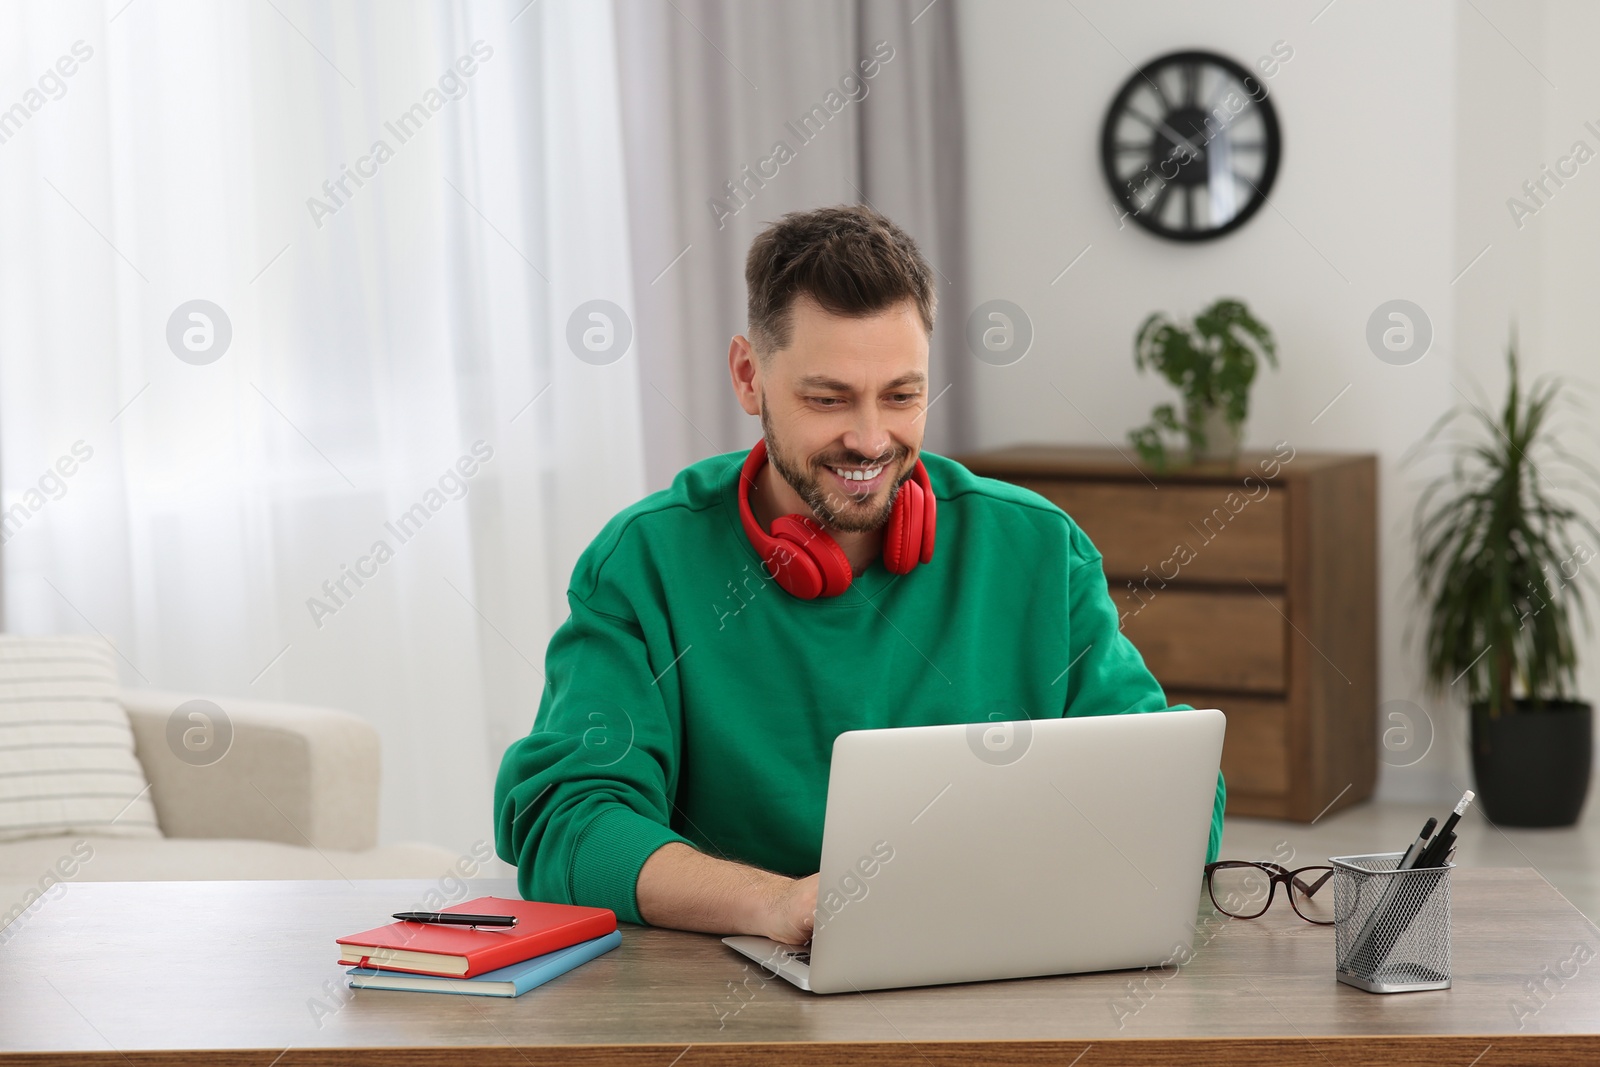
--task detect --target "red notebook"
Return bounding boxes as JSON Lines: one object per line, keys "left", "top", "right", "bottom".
{"left": 336, "top": 896, "right": 616, "bottom": 978}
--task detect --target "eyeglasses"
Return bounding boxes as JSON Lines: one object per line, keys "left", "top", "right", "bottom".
{"left": 1203, "top": 860, "right": 1335, "bottom": 925}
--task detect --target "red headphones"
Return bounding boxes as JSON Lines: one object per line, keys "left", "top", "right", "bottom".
{"left": 737, "top": 438, "right": 937, "bottom": 599}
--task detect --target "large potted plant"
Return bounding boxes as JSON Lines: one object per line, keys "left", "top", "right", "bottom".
{"left": 1128, "top": 297, "right": 1278, "bottom": 471}
{"left": 1410, "top": 339, "right": 1599, "bottom": 826}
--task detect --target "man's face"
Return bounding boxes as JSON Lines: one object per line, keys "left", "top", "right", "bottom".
{"left": 755, "top": 296, "right": 929, "bottom": 534}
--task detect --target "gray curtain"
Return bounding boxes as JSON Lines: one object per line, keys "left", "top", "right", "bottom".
{"left": 614, "top": 0, "right": 973, "bottom": 491}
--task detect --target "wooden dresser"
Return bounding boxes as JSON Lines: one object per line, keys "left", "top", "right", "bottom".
{"left": 954, "top": 444, "right": 1377, "bottom": 822}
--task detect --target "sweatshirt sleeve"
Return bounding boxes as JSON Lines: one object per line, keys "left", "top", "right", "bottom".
{"left": 1060, "top": 521, "right": 1226, "bottom": 865}
{"left": 493, "top": 590, "right": 694, "bottom": 924}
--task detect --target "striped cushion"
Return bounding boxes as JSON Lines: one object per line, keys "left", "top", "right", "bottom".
{"left": 0, "top": 635, "right": 161, "bottom": 841}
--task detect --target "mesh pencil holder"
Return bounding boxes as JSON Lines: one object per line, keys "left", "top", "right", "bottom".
{"left": 1331, "top": 852, "right": 1453, "bottom": 993}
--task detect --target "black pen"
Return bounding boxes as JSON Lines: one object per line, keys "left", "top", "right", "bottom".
{"left": 1397, "top": 816, "right": 1438, "bottom": 871}
{"left": 392, "top": 911, "right": 518, "bottom": 927}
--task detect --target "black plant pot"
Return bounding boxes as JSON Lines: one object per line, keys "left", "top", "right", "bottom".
{"left": 1470, "top": 699, "right": 1593, "bottom": 827}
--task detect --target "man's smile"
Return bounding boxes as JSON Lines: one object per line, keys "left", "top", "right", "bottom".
{"left": 824, "top": 461, "right": 890, "bottom": 497}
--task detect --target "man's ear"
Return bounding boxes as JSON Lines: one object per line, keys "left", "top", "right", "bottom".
{"left": 729, "top": 334, "right": 762, "bottom": 416}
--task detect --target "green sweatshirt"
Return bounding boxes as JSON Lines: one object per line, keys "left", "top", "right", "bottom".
{"left": 494, "top": 447, "right": 1225, "bottom": 924}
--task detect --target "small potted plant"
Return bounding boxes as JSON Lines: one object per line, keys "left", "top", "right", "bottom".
{"left": 1127, "top": 297, "right": 1278, "bottom": 470}
{"left": 1410, "top": 338, "right": 1599, "bottom": 826}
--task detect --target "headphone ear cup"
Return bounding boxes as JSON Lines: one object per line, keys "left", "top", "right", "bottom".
{"left": 764, "top": 546, "right": 824, "bottom": 599}
{"left": 883, "top": 477, "right": 924, "bottom": 575}
{"left": 918, "top": 474, "right": 937, "bottom": 565}
{"left": 771, "top": 514, "right": 853, "bottom": 597}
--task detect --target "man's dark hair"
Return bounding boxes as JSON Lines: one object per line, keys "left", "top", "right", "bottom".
{"left": 744, "top": 204, "right": 935, "bottom": 363}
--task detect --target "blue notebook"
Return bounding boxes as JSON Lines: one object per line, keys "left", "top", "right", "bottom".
{"left": 346, "top": 929, "right": 622, "bottom": 997}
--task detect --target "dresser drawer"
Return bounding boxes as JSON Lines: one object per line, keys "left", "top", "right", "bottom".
{"left": 1168, "top": 693, "right": 1290, "bottom": 797}
{"left": 1115, "top": 587, "right": 1287, "bottom": 693}
{"left": 1019, "top": 479, "right": 1286, "bottom": 584}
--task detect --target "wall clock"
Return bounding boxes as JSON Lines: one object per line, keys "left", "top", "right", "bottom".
{"left": 1099, "top": 50, "right": 1281, "bottom": 241}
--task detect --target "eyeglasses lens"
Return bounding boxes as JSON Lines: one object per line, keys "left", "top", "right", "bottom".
{"left": 1210, "top": 864, "right": 1273, "bottom": 918}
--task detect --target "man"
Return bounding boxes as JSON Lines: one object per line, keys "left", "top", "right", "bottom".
{"left": 494, "top": 204, "right": 1225, "bottom": 947}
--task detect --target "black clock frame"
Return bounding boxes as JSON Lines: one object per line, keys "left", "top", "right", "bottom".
{"left": 1099, "top": 49, "right": 1282, "bottom": 242}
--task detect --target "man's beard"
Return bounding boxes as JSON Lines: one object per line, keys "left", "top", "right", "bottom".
{"left": 758, "top": 397, "right": 908, "bottom": 534}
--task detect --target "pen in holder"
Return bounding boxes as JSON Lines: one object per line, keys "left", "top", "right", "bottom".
{"left": 1331, "top": 852, "right": 1453, "bottom": 993}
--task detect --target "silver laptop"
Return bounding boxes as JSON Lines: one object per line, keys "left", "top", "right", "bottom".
{"left": 723, "top": 708, "right": 1225, "bottom": 994}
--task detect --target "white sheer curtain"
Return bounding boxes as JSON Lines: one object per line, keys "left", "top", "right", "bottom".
{"left": 0, "top": 0, "right": 644, "bottom": 857}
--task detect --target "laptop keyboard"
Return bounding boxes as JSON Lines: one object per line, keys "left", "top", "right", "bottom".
{"left": 786, "top": 951, "right": 811, "bottom": 966}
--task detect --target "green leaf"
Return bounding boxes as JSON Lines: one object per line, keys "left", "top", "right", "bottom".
{"left": 1130, "top": 297, "right": 1278, "bottom": 459}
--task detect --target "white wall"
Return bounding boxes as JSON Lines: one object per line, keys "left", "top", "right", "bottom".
{"left": 1522, "top": 2, "right": 1600, "bottom": 724}
{"left": 958, "top": 0, "right": 1600, "bottom": 808}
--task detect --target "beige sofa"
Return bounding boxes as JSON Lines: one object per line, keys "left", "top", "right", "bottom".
{"left": 0, "top": 689, "right": 468, "bottom": 907}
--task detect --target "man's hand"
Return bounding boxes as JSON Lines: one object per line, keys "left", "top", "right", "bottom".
{"left": 761, "top": 872, "right": 819, "bottom": 945}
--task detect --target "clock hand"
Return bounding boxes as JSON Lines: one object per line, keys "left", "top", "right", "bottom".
{"left": 1156, "top": 122, "right": 1200, "bottom": 156}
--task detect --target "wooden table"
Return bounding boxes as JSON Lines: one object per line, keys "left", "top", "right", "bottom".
{"left": 2, "top": 870, "right": 1597, "bottom": 1065}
